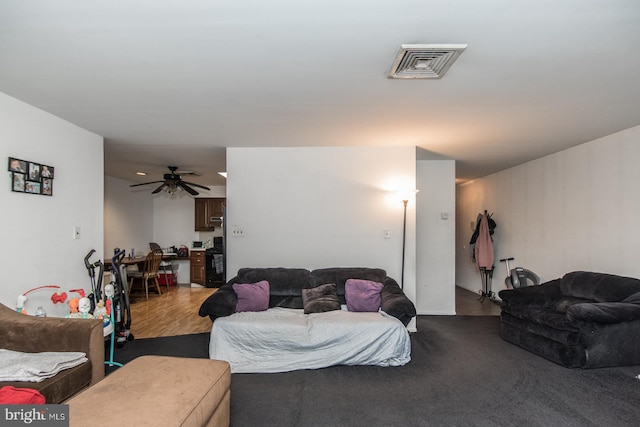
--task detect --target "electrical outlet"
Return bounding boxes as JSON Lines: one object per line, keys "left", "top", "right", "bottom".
{"left": 231, "top": 226, "right": 244, "bottom": 237}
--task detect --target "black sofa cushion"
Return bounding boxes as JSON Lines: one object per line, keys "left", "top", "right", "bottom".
{"left": 380, "top": 277, "right": 417, "bottom": 326}
{"left": 236, "top": 267, "right": 311, "bottom": 296}
{"left": 566, "top": 302, "right": 640, "bottom": 324}
{"left": 501, "top": 305, "right": 579, "bottom": 333}
{"left": 559, "top": 271, "right": 640, "bottom": 302}
{"left": 552, "top": 296, "right": 593, "bottom": 313}
{"left": 498, "top": 279, "right": 563, "bottom": 307}
{"left": 301, "top": 283, "right": 341, "bottom": 314}
{"left": 500, "top": 320, "right": 586, "bottom": 368}
{"left": 198, "top": 283, "right": 237, "bottom": 321}
{"left": 501, "top": 311, "right": 580, "bottom": 345}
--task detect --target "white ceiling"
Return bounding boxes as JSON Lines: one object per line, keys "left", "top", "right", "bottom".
{"left": 1, "top": 1, "right": 639, "bottom": 188}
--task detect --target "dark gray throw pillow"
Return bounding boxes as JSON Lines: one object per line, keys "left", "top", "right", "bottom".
{"left": 301, "top": 283, "right": 341, "bottom": 314}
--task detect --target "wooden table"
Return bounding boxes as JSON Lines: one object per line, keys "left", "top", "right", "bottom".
{"left": 103, "top": 254, "right": 190, "bottom": 287}
{"left": 103, "top": 253, "right": 187, "bottom": 269}
{"left": 103, "top": 256, "right": 146, "bottom": 269}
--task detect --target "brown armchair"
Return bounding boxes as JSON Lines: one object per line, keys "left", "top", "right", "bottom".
{"left": 0, "top": 303, "right": 104, "bottom": 403}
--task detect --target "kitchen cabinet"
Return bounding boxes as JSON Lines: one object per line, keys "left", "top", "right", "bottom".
{"left": 195, "top": 198, "right": 225, "bottom": 231}
{"left": 190, "top": 250, "right": 206, "bottom": 286}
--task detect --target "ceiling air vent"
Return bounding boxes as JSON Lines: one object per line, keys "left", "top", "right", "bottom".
{"left": 388, "top": 44, "right": 467, "bottom": 79}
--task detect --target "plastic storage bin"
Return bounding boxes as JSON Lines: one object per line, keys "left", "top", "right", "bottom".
{"left": 158, "top": 271, "right": 175, "bottom": 286}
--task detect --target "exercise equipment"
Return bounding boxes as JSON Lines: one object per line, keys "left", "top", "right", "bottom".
{"left": 109, "top": 249, "right": 134, "bottom": 346}
{"left": 103, "top": 284, "right": 123, "bottom": 368}
{"left": 83, "top": 250, "right": 104, "bottom": 313}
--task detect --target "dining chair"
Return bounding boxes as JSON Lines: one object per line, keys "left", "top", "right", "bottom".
{"left": 149, "top": 242, "right": 174, "bottom": 291}
{"left": 128, "top": 249, "right": 163, "bottom": 300}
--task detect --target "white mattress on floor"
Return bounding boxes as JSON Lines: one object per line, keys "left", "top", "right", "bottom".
{"left": 209, "top": 307, "right": 411, "bottom": 373}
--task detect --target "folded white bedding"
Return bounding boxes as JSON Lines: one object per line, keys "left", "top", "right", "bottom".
{"left": 0, "top": 349, "right": 88, "bottom": 382}
{"left": 209, "top": 307, "right": 411, "bottom": 373}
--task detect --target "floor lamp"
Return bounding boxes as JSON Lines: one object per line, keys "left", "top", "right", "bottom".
{"left": 399, "top": 189, "right": 418, "bottom": 290}
{"left": 401, "top": 199, "right": 409, "bottom": 289}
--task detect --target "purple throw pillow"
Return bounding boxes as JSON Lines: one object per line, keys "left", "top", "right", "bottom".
{"left": 233, "top": 280, "right": 270, "bottom": 312}
{"left": 345, "top": 279, "right": 384, "bottom": 312}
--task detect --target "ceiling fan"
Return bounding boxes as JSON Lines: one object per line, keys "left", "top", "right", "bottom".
{"left": 129, "top": 166, "right": 210, "bottom": 196}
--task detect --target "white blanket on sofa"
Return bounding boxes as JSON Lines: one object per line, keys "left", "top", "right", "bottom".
{"left": 0, "top": 349, "right": 88, "bottom": 382}
{"left": 209, "top": 307, "right": 411, "bottom": 373}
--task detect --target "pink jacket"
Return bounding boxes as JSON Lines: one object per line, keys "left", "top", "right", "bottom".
{"left": 475, "top": 214, "right": 494, "bottom": 269}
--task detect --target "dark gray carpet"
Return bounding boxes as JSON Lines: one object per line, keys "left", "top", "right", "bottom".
{"left": 109, "top": 316, "right": 640, "bottom": 426}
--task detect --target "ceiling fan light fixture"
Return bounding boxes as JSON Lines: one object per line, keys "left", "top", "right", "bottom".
{"left": 388, "top": 44, "right": 467, "bottom": 79}
{"left": 165, "top": 183, "right": 179, "bottom": 196}
{"left": 130, "top": 166, "right": 211, "bottom": 196}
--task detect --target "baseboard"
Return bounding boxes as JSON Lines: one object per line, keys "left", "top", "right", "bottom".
{"left": 417, "top": 310, "right": 457, "bottom": 316}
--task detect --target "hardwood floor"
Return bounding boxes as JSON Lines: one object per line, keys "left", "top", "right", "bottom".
{"left": 455, "top": 286, "right": 501, "bottom": 316}
{"left": 128, "top": 285, "right": 218, "bottom": 339}
{"left": 127, "top": 284, "right": 499, "bottom": 338}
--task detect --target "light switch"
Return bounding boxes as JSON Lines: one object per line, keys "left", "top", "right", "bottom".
{"left": 73, "top": 226, "right": 81, "bottom": 239}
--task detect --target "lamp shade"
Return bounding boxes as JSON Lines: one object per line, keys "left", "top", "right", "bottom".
{"left": 397, "top": 189, "right": 419, "bottom": 203}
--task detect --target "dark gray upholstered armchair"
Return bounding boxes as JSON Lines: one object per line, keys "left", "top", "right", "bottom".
{"left": 499, "top": 271, "right": 640, "bottom": 368}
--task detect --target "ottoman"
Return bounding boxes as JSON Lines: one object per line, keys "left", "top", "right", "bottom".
{"left": 67, "top": 356, "right": 230, "bottom": 427}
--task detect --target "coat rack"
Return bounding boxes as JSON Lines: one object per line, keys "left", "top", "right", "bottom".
{"left": 472, "top": 210, "right": 496, "bottom": 302}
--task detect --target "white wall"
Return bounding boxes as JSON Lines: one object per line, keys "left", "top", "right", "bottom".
{"left": 456, "top": 124, "right": 640, "bottom": 296}
{"left": 104, "top": 176, "right": 154, "bottom": 257}
{"left": 226, "top": 146, "right": 418, "bottom": 326}
{"left": 0, "top": 92, "right": 104, "bottom": 316}
{"left": 416, "top": 160, "right": 456, "bottom": 314}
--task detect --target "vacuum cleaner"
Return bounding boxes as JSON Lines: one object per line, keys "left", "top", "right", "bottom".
{"left": 500, "top": 257, "right": 541, "bottom": 289}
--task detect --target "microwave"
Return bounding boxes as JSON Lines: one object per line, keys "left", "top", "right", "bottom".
{"left": 192, "top": 241, "right": 204, "bottom": 249}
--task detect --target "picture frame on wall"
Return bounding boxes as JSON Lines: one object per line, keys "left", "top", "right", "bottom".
{"left": 8, "top": 157, "right": 55, "bottom": 196}
{"left": 42, "top": 178, "right": 53, "bottom": 196}
{"left": 12, "top": 173, "right": 25, "bottom": 192}
{"left": 8, "top": 157, "right": 27, "bottom": 173}
{"left": 28, "top": 162, "right": 41, "bottom": 180}
{"left": 40, "top": 165, "right": 54, "bottom": 178}
{"left": 25, "top": 181, "right": 41, "bottom": 194}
